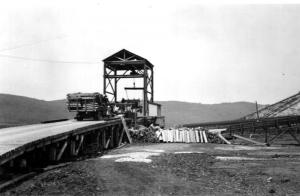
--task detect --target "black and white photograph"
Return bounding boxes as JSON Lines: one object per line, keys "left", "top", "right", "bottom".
{"left": 0, "top": 0, "right": 300, "bottom": 195}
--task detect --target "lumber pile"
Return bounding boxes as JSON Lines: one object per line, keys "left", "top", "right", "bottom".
{"left": 129, "top": 125, "right": 159, "bottom": 143}
{"left": 128, "top": 124, "right": 232, "bottom": 144}
{"left": 67, "top": 92, "right": 106, "bottom": 112}
{"left": 158, "top": 128, "right": 209, "bottom": 143}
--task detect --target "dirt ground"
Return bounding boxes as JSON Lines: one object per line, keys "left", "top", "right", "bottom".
{"left": 3, "top": 143, "right": 300, "bottom": 196}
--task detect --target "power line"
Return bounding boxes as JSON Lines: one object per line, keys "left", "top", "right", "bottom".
{"left": 0, "top": 35, "right": 67, "bottom": 52}
{"left": 0, "top": 54, "right": 100, "bottom": 64}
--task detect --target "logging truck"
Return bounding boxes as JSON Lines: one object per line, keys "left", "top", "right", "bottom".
{"left": 67, "top": 92, "right": 111, "bottom": 121}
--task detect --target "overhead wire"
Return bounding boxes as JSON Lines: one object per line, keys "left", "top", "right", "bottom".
{"left": 0, "top": 35, "right": 100, "bottom": 64}
{"left": 0, "top": 35, "right": 67, "bottom": 52}
{"left": 0, "top": 53, "right": 100, "bottom": 64}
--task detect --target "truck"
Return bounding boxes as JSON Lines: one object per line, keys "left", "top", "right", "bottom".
{"left": 67, "top": 92, "right": 111, "bottom": 121}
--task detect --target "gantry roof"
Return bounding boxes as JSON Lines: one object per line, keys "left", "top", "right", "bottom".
{"left": 103, "top": 49, "right": 153, "bottom": 70}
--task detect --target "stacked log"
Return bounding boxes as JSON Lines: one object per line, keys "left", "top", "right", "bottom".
{"left": 67, "top": 102, "right": 100, "bottom": 111}
{"left": 159, "top": 128, "right": 209, "bottom": 143}
{"left": 128, "top": 124, "right": 230, "bottom": 144}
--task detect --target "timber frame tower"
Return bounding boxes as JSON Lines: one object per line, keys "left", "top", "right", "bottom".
{"left": 103, "top": 49, "right": 154, "bottom": 116}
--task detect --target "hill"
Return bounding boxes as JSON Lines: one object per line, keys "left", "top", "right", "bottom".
{"left": 0, "top": 94, "right": 262, "bottom": 128}
{"left": 158, "top": 101, "right": 263, "bottom": 127}
{"left": 0, "top": 94, "right": 74, "bottom": 128}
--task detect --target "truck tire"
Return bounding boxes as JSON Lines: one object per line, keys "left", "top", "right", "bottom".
{"left": 76, "top": 113, "right": 83, "bottom": 121}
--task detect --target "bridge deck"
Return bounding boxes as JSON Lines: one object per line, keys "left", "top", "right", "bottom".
{"left": 0, "top": 120, "right": 118, "bottom": 165}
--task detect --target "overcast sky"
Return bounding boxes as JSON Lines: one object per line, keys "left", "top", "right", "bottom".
{"left": 0, "top": 0, "right": 299, "bottom": 104}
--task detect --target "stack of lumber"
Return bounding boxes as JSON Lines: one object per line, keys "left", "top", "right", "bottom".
{"left": 159, "top": 128, "right": 208, "bottom": 143}
{"left": 67, "top": 92, "right": 104, "bottom": 112}
{"left": 67, "top": 102, "right": 100, "bottom": 111}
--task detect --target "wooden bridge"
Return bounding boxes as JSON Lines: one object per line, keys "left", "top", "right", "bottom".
{"left": 0, "top": 117, "right": 131, "bottom": 180}
{"left": 183, "top": 115, "right": 300, "bottom": 145}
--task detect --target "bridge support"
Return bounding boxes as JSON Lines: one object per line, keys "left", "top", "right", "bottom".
{"left": 0, "top": 118, "right": 132, "bottom": 182}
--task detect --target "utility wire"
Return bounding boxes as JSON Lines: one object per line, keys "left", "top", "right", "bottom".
{"left": 0, "top": 54, "right": 100, "bottom": 64}
{"left": 0, "top": 35, "right": 67, "bottom": 52}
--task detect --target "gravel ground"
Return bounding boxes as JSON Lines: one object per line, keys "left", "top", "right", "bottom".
{"left": 3, "top": 143, "right": 300, "bottom": 196}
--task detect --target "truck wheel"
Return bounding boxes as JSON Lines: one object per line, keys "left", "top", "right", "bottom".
{"left": 76, "top": 114, "right": 83, "bottom": 121}
{"left": 96, "top": 112, "right": 103, "bottom": 120}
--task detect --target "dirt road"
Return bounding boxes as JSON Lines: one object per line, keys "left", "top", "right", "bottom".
{"left": 3, "top": 143, "right": 300, "bottom": 196}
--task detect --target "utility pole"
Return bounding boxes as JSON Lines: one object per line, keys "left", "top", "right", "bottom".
{"left": 255, "top": 101, "right": 260, "bottom": 119}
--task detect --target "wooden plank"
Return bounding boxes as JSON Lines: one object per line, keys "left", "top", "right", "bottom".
{"left": 183, "top": 130, "right": 187, "bottom": 143}
{"left": 187, "top": 130, "right": 190, "bottom": 143}
{"left": 75, "top": 135, "right": 84, "bottom": 155}
{"left": 49, "top": 146, "right": 57, "bottom": 161}
{"left": 191, "top": 130, "right": 196, "bottom": 143}
{"left": 233, "top": 134, "right": 266, "bottom": 145}
{"left": 118, "top": 128, "right": 125, "bottom": 146}
{"left": 200, "top": 131, "right": 203, "bottom": 143}
{"left": 216, "top": 133, "right": 232, "bottom": 145}
{"left": 203, "top": 131, "right": 208, "bottom": 143}
{"left": 195, "top": 130, "right": 200, "bottom": 143}
{"left": 57, "top": 141, "right": 68, "bottom": 161}
{"left": 102, "top": 129, "right": 106, "bottom": 150}
{"left": 120, "top": 116, "right": 132, "bottom": 144}
{"left": 288, "top": 129, "right": 300, "bottom": 144}
{"left": 268, "top": 128, "right": 289, "bottom": 144}
{"left": 105, "top": 138, "right": 110, "bottom": 149}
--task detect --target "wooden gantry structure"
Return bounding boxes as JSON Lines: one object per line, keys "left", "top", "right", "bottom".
{"left": 103, "top": 49, "right": 154, "bottom": 116}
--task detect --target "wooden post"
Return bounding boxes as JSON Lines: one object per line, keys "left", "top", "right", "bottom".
{"left": 103, "top": 64, "right": 106, "bottom": 95}
{"left": 96, "top": 131, "right": 101, "bottom": 150}
{"left": 70, "top": 140, "right": 76, "bottom": 156}
{"left": 57, "top": 141, "right": 68, "bottom": 161}
{"left": 255, "top": 101, "right": 260, "bottom": 119}
{"left": 143, "top": 65, "right": 148, "bottom": 116}
{"left": 75, "top": 135, "right": 84, "bottom": 155}
{"left": 120, "top": 116, "right": 132, "bottom": 144}
{"left": 115, "top": 125, "right": 120, "bottom": 146}
{"left": 287, "top": 126, "right": 300, "bottom": 144}
{"left": 264, "top": 128, "right": 269, "bottom": 144}
{"left": 114, "top": 70, "right": 117, "bottom": 101}
{"left": 102, "top": 128, "right": 106, "bottom": 149}
{"left": 49, "top": 146, "right": 57, "bottom": 161}
{"left": 240, "top": 124, "right": 244, "bottom": 136}
{"left": 110, "top": 126, "right": 114, "bottom": 148}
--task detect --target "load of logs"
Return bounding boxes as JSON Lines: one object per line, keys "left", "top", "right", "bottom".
{"left": 129, "top": 124, "right": 229, "bottom": 144}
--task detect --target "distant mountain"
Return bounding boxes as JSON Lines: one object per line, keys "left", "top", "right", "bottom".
{"left": 158, "top": 101, "right": 264, "bottom": 127}
{"left": 0, "top": 94, "right": 74, "bottom": 128}
{"left": 0, "top": 94, "right": 262, "bottom": 128}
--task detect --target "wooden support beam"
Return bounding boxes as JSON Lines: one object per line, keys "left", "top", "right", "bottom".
{"left": 75, "top": 135, "right": 84, "bottom": 155}
{"left": 288, "top": 128, "right": 300, "bottom": 144}
{"left": 120, "top": 116, "right": 132, "bottom": 144}
{"left": 216, "top": 133, "right": 232, "bottom": 145}
{"left": 57, "top": 141, "right": 68, "bottom": 161}
{"left": 268, "top": 128, "right": 289, "bottom": 144}
{"left": 106, "top": 74, "right": 144, "bottom": 79}
{"left": 264, "top": 128, "right": 269, "bottom": 144}
{"left": 110, "top": 127, "right": 114, "bottom": 148}
{"left": 233, "top": 134, "right": 266, "bottom": 145}
{"left": 96, "top": 131, "right": 101, "bottom": 150}
{"left": 70, "top": 140, "right": 76, "bottom": 156}
{"left": 106, "top": 60, "right": 146, "bottom": 65}
{"left": 115, "top": 125, "right": 120, "bottom": 146}
{"left": 124, "top": 87, "right": 145, "bottom": 90}
{"left": 118, "top": 126, "right": 125, "bottom": 146}
{"left": 102, "top": 129, "right": 106, "bottom": 150}
{"left": 105, "top": 138, "right": 111, "bottom": 149}
{"left": 49, "top": 146, "right": 57, "bottom": 161}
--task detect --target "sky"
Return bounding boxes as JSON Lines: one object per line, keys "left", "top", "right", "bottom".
{"left": 0, "top": 0, "right": 300, "bottom": 104}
